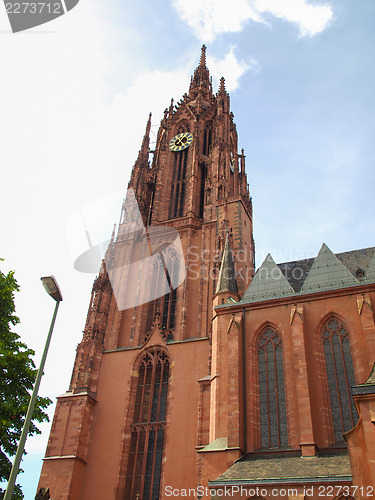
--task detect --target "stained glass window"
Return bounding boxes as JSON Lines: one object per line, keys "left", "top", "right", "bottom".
{"left": 258, "top": 327, "right": 288, "bottom": 449}
{"left": 322, "top": 317, "right": 358, "bottom": 442}
{"left": 125, "top": 349, "right": 170, "bottom": 500}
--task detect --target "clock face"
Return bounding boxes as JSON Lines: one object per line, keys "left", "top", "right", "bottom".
{"left": 169, "top": 132, "right": 193, "bottom": 152}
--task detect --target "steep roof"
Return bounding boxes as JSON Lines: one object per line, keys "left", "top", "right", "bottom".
{"left": 209, "top": 451, "right": 351, "bottom": 486}
{"left": 365, "top": 249, "right": 375, "bottom": 281}
{"left": 241, "top": 244, "right": 375, "bottom": 304}
{"left": 300, "top": 244, "right": 357, "bottom": 293}
{"left": 241, "top": 254, "right": 294, "bottom": 302}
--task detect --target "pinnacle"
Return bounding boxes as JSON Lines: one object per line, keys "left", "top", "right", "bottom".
{"left": 218, "top": 76, "right": 226, "bottom": 94}
{"left": 146, "top": 112, "right": 152, "bottom": 135}
{"left": 199, "top": 44, "right": 207, "bottom": 68}
{"left": 215, "top": 231, "right": 238, "bottom": 296}
{"left": 189, "top": 45, "right": 213, "bottom": 98}
{"left": 137, "top": 112, "right": 152, "bottom": 162}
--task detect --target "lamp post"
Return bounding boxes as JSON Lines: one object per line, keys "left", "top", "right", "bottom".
{"left": 3, "top": 276, "right": 63, "bottom": 500}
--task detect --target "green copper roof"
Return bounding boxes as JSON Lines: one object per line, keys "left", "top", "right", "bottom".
{"left": 300, "top": 243, "right": 357, "bottom": 293}
{"left": 366, "top": 250, "right": 375, "bottom": 281}
{"left": 200, "top": 437, "right": 228, "bottom": 452}
{"left": 240, "top": 244, "right": 375, "bottom": 305}
{"left": 241, "top": 254, "right": 295, "bottom": 303}
{"left": 352, "top": 363, "right": 375, "bottom": 396}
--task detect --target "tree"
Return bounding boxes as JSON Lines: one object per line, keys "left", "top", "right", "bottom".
{"left": 0, "top": 263, "right": 51, "bottom": 499}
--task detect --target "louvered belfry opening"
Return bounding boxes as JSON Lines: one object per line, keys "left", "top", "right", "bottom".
{"left": 125, "top": 349, "right": 170, "bottom": 500}
{"left": 258, "top": 327, "right": 288, "bottom": 449}
{"left": 322, "top": 317, "right": 358, "bottom": 442}
{"left": 202, "top": 122, "right": 212, "bottom": 156}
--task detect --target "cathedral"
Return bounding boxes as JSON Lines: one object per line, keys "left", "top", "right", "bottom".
{"left": 37, "top": 46, "right": 375, "bottom": 499}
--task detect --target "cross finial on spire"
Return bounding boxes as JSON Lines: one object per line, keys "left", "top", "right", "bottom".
{"left": 200, "top": 44, "right": 207, "bottom": 67}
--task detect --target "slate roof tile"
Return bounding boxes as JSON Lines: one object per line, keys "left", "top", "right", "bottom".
{"left": 210, "top": 452, "right": 351, "bottom": 485}
{"left": 240, "top": 245, "right": 375, "bottom": 304}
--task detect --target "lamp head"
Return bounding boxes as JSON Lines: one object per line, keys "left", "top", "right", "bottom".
{"left": 40, "top": 276, "right": 63, "bottom": 302}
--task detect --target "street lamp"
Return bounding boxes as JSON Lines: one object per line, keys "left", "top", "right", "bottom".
{"left": 3, "top": 276, "right": 63, "bottom": 500}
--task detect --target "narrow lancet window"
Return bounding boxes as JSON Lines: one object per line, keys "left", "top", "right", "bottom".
{"left": 258, "top": 327, "right": 288, "bottom": 449}
{"left": 169, "top": 124, "right": 189, "bottom": 219}
{"left": 322, "top": 317, "right": 358, "bottom": 442}
{"left": 169, "top": 148, "right": 188, "bottom": 218}
{"left": 125, "top": 349, "right": 170, "bottom": 500}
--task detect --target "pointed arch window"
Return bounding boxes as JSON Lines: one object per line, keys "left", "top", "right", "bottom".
{"left": 169, "top": 125, "right": 189, "bottom": 219}
{"left": 169, "top": 150, "right": 187, "bottom": 219}
{"left": 258, "top": 327, "right": 288, "bottom": 449}
{"left": 322, "top": 317, "right": 358, "bottom": 442}
{"left": 146, "top": 247, "right": 179, "bottom": 333}
{"left": 124, "top": 349, "right": 170, "bottom": 500}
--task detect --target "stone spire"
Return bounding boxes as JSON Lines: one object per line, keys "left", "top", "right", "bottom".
{"left": 189, "top": 45, "right": 213, "bottom": 99}
{"left": 138, "top": 112, "right": 152, "bottom": 162}
{"left": 215, "top": 231, "right": 238, "bottom": 295}
{"left": 128, "top": 112, "right": 152, "bottom": 224}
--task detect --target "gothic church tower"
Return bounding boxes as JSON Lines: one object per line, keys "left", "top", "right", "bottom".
{"left": 38, "top": 46, "right": 254, "bottom": 499}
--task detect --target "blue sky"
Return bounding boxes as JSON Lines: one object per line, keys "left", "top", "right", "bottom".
{"left": 1, "top": 0, "right": 375, "bottom": 497}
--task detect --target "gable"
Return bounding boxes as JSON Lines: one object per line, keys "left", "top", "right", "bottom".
{"left": 241, "top": 253, "right": 295, "bottom": 303}
{"left": 300, "top": 243, "right": 358, "bottom": 293}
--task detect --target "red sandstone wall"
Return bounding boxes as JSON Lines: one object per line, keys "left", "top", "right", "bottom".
{"left": 241, "top": 290, "right": 375, "bottom": 453}
{"left": 77, "top": 335, "right": 210, "bottom": 499}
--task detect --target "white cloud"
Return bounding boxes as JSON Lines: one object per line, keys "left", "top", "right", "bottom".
{"left": 171, "top": 0, "right": 262, "bottom": 42}
{"left": 208, "top": 47, "right": 258, "bottom": 92}
{"left": 106, "top": 48, "right": 252, "bottom": 147}
{"left": 254, "top": 0, "right": 334, "bottom": 37}
{"left": 171, "top": 0, "right": 333, "bottom": 40}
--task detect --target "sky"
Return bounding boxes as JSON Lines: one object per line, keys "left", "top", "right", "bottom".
{"left": 1, "top": 0, "right": 375, "bottom": 497}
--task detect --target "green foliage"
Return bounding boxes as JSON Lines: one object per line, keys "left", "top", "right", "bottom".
{"left": 0, "top": 264, "right": 51, "bottom": 498}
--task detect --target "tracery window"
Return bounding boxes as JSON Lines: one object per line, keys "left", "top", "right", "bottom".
{"left": 322, "top": 317, "right": 358, "bottom": 442}
{"left": 258, "top": 327, "right": 288, "bottom": 449}
{"left": 124, "top": 349, "right": 170, "bottom": 500}
{"left": 169, "top": 150, "right": 187, "bottom": 218}
{"left": 146, "top": 248, "right": 179, "bottom": 333}
{"left": 169, "top": 124, "right": 189, "bottom": 219}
